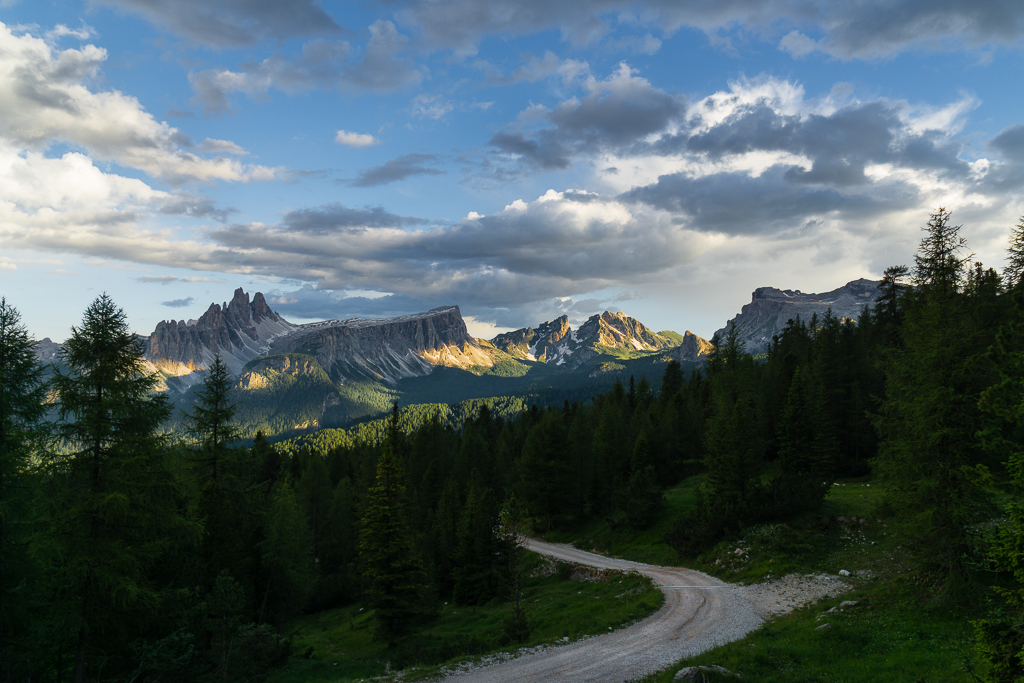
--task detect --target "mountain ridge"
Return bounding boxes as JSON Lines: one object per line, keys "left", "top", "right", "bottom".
{"left": 715, "top": 278, "right": 882, "bottom": 355}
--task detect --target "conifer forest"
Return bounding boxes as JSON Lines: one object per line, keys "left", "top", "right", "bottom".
{"left": 4, "top": 208, "right": 1024, "bottom": 681}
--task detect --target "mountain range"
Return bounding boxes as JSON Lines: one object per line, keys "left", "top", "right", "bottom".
{"left": 33, "top": 278, "right": 882, "bottom": 437}
{"left": 714, "top": 278, "right": 882, "bottom": 355}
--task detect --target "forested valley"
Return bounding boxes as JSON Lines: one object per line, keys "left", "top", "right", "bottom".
{"left": 3, "top": 208, "right": 1024, "bottom": 682}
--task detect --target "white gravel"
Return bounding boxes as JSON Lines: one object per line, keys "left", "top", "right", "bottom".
{"left": 439, "top": 539, "right": 852, "bottom": 683}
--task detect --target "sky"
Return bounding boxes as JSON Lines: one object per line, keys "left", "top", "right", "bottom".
{"left": 2, "top": 1, "right": 1024, "bottom": 342}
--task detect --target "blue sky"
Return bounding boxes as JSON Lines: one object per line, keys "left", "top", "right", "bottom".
{"left": 2, "top": 0, "right": 1024, "bottom": 341}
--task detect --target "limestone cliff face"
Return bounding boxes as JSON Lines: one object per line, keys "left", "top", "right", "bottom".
{"left": 715, "top": 278, "right": 881, "bottom": 355}
{"left": 271, "top": 305, "right": 498, "bottom": 385}
{"left": 145, "top": 288, "right": 294, "bottom": 376}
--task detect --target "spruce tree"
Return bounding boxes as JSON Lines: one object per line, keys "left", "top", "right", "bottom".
{"left": 36, "top": 294, "right": 198, "bottom": 683}
{"left": 875, "top": 210, "right": 990, "bottom": 601}
{"left": 359, "top": 404, "right": 426, "bottom": 642}
{"left": 0, "top": 299, "right": 47, "bottom": 680}
{"left": 452, "top": 470, "right": 498, "bottom": 605}
{"left": 183, "top": 354, "right": 240, "bottom": 481}
{"left": 973, "top": 290, "right": 1024, "bottom": 678}
{"left": 257, "top": 482, "right": 313, "bottom": 631}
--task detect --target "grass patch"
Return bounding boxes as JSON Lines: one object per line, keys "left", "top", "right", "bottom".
{"left": 694, "top": 480, "right": 894, "bottom": 584}
{"left": 267, "top": 551, "right": 663, "bottom": 683}
{"left": 637, "top": 578, "right": 977, "bottom": 683}
{"left": 554, "top": 476, "right": 988, "bottom": 682}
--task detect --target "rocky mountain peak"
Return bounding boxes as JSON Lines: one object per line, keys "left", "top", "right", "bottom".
{"left": 716, "top": 278, "right": 882, "bottom": 354}
{"left": 146, "top": 288, "right": 294, "bottom": 377}
{"left": 490, "top": 309, "right": 688, "bottom": 370}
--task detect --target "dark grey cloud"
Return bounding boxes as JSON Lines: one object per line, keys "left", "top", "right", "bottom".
{"left": 158, "top": 195, "right": 235, "bottom": 223}
{"left": 975, "top": 123, "right": 1024, "bottom": 193}
{"left": 622, "top": 166, "right": 920, "bottom": 234}
{"left": 682, "top": 105, "right": 801, "bottom": 159}
{"left": 206, "top": 190, "right": 694, "bottom": 317}
{"left": 548, "top": 72, "right": 682, "bottom": 148}
{"left": 281, "top": 203, "right": 429, "bottom": 233}
{"left": 394, "top": 0, "right": 1024, "bottom": 59}
{"left": 161, "top": 297, "right": 195, "bottom": 308}
{"left": 189, "top": 22, "right": 421, "bottom": 113}
{"left": 487, "top": 65, "right": 683, "bottom": 172}
{"left": 642, "top": 98, "right": 972, "bottom": 190}
{"left": 489, "top": 131, "right": 571, "bottom": 170}
{"left": 991, "top": 124, "right": 1024, "bottom": 162}
{"left": 349, "top": 153, "right": 446, "bottom": 187}
{"left": 95, "top": 0, "right": 341, "bottom": 47}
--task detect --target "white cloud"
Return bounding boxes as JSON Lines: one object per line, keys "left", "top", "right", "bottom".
{"left": 335, "top": 130, "right": 380, "bottom": 148}
{"left": 45, "top": 23, "right": 96, "bottom": 42}
{"left": 778, "top": 30, "right": 828, "bottom": 58}
{"left": 411, "top": 93, "right": 454, "bottom": 120}
{"left": 0, "top": 22, "right": 280, "bottom": 184}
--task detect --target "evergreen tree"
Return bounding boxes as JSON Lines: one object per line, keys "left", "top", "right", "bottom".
{"left": 36, "top": 294, "right": 198, "bottom": 683}
{"left": 623, "top": 429, "right": 661, "bottom": 529}
{"left": 257, "top": 482, "right": 313, "bottom": 631}
{"left": 517, "top": 410, "right": 570, "bottom": 529}
{"left": 659, "top": 360, "right": 684, "bottom": 404}
{"left": 0, "top": 299, "right": 46, "bottom": 680}
{"left": 1004, "top": 214, "right": 1024, "bottom": 290}
{"left": 183, "top": 355, "right": 240, "bottom": 481}
{"left": 452, "top": 470, "right": 498, "bottom": 605}
{"left": 773, "top": 367, "right": 831, "bottom": 512}
{"left": 875, "top": 210, "right": 990, "bottom": 601}
{"left": 428, "top": 476, "right": 461, "bottom": 598}
{"left": 912, "top": 207, "right": 971, "bottom": 297}
{"left": 359, "top": 405, "right": 427, "bottom": 642}
{"left": 496, "top": 494, "right": 531, "bottom": 643}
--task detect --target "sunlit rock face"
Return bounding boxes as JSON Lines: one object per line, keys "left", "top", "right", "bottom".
{"left": 491, "top": 310, "right": 685, "bottom": 370}
{"left": 145, "top": 288, "right": 294, "bottom": 376}
{"left": 269, "top": 305, "right": 498, "bottom": 385}
{"left": 715, "top": 278, "right": 882, "bottom": 355}
{"left": 144, "top": 291, "right": 498, "bottom": 387}
{"left": 490, "top": 315, "right": 571, "bottom": 362}
{"left": 669, "top": 331, "right": 716, "bottom": 363}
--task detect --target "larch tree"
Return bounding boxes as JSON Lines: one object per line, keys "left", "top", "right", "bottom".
{"left": 0, "top": 299, "right": 47, "bottom": 681}
{"left": 35, "top": 294, "right": 198, "bottom": 683}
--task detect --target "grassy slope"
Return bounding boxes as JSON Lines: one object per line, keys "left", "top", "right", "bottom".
{"left": 552, "top": 477, "right": 982, "bottom": 683}
{"left": 268, "top": 552, "right": 663, "bottom": 683}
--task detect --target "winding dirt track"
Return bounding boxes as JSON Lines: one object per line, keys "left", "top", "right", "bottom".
{"left": 441, "top": 539, "right": 765, "bottom": 683}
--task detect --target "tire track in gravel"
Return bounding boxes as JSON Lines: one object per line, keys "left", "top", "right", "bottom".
{"left": 440, "top": 539, "right": 766, "bottom": 683}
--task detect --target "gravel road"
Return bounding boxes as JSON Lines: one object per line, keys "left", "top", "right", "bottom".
{"left": 440, "top": 539, "right": 848, "bottom": 683}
